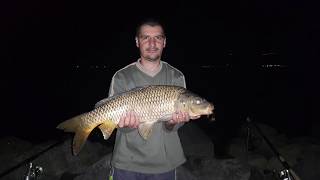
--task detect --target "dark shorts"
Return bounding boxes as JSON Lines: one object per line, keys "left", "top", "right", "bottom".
{"left": 110, "top": 167, "right": 176, "bottom": 180}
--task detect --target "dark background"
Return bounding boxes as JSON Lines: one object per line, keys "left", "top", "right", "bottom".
{"left": 1, "top": 0, "right": 319, "bottom": 146}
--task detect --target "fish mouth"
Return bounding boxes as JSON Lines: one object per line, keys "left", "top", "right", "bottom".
{"left": 190, "top": 104, "right": 214, "bottom": 119}
{"left": 190, "top": 115, "right": 201, "bottom": 119}
{"left": 206, "top": 104, "right": 215, "bottom": 121}
{"left": 206, "top": 104, "right": 214, "bottom": 114}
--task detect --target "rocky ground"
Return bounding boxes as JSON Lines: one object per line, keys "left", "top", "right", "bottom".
{"left": 0, "top": 122, "right": 319, "bottom": 180}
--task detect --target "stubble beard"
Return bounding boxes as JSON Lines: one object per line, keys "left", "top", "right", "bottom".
{"left": 142, "top": 49, "right": 162, "bottom": 62}
{"left": 145, "top": 55, "right": 160, "bottom": 62}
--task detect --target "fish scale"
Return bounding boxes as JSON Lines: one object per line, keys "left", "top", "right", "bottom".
{"left": 57, "top": 85, "right": 214, "bottom": 155}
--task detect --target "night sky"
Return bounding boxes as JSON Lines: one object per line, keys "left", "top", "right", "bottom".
{"left": 2, "top": 0, "right": 320, "bottom": 143}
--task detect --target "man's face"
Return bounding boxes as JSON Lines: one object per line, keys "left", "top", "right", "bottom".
{"left": 136, "top": 25, "right": 166, "bottom": 62}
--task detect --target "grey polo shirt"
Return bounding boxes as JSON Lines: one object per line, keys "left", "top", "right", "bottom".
{"left": 108, "top": 60, "right": 187, "bottom": 174}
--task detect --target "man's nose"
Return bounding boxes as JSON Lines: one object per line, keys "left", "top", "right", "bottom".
{"left": 148, "top": 38, "right": 157, "bottom": 47}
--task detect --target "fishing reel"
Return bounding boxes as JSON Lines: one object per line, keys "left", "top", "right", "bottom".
{"left": 245, "top": 117, "right": 301, "bottom": 180}
{"left": 278, "top": 169, "right": 291, "bottom": 180}
{"left": 24, "top": 162, "right": 43, "bottom": 180}
{"left": 277, "top": 168, "right": 300, "bottom": 180}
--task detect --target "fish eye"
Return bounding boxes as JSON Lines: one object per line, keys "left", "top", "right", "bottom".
{"left": 196, "top": 100, "right": 201, "bottom": 104}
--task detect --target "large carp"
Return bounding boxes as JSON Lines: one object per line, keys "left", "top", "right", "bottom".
{"left": 57, "top": 85, "right": 214, "bottom": 155}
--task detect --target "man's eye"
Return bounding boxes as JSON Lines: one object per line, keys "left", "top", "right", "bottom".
{"left": 156, "top": 36, "right": 164, "bottom": 40}
{"left": 140, "top": 36, "right": 149, "bottom": 40}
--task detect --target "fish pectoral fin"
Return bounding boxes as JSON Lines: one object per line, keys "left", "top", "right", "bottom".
{"left": 98, "top": 120, "right": 117, "bottom": 140}
{"left": 138, "top": 121, "right": 156, "bottom": 140}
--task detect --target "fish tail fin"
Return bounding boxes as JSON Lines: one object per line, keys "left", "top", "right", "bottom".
{"left": 73, "top": 128, "right": 92, "bottom": 155}
{"left": 57, "top": 114, "right": 84, "bottom": 132}
{"left": 57, "top": 114, "right": 94, "bottom": 155}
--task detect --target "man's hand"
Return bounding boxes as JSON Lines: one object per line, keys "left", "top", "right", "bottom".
{"left": 168, "top": 111, "right": 190, "bottom": 124}
{"left": 165, "top": 111, "right": 200, "bottom": 130}
{"left": 118, "top": 111, "right": 140, "bottom": 128}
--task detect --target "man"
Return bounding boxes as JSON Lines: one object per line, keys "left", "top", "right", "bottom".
{"left": 107, "top": 19, "right": 198, "bottom": 180}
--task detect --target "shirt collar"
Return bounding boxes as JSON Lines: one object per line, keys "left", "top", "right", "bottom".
{"left": 135, "top": 58, "right": 163, "bottom": 77}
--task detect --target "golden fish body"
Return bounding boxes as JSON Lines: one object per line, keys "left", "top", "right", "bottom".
{"left": 57, "top": 85, "right": 214, "bottom": 155}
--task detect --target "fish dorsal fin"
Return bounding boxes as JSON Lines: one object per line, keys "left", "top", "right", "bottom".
{"left": 94, "top": 86, "right": 147, "bottom": 108}
{"left": 98, "top": 120, "right": 117, "bottom": 140}
{"left": 138, "top": 121, "right": 156, "bottom": 140}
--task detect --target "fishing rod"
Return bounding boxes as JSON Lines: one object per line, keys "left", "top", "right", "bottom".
{"left": 0, "top": 137, "right": 67, "bottom": 180}
{"left": 246, "top": 117, "right": 301, "bottom": 180}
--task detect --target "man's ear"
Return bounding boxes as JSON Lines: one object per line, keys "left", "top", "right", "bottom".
{"left": 163, "top": 38, "right": 166, "bottom": 48}
{"left": 135, "top": 37, "right": 139, "bottom": 47}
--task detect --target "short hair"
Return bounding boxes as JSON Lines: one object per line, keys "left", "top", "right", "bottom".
{"left": 135, "top": 18, "right": 166, "bottom": 38}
